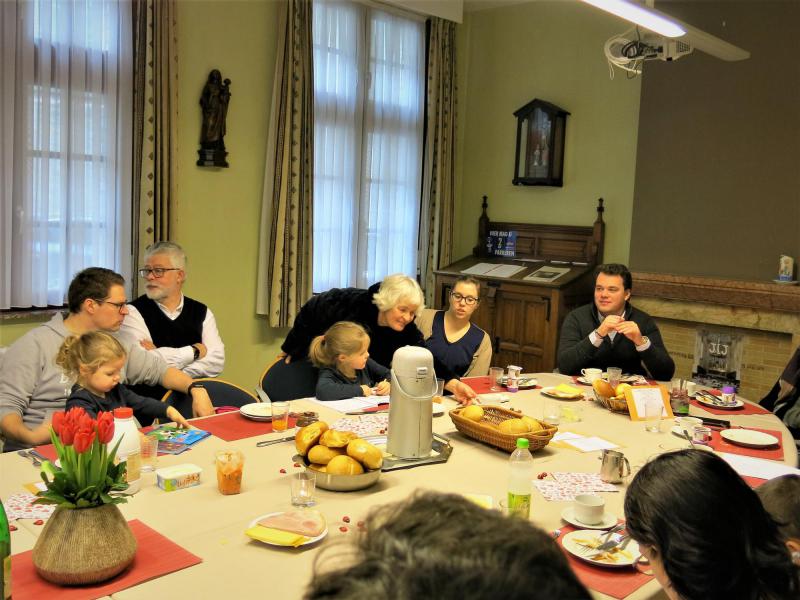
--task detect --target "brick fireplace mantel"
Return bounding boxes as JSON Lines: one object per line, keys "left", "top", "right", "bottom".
{"left": 629, "top": 272, "right": 799, "bottom": 400}
{"left": 631, "top": 272, "right": 800, "bottom": 314}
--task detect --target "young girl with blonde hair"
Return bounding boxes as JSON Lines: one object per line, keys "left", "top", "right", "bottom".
{"left": 57, "top": 331, "right": 189, "bottom": 427}
{"left": 309, "top": 322, "right": 391, "bottom": 401}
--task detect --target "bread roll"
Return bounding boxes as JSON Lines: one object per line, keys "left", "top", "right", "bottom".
{"left": 307, "top": 444, "right": 345, "bottom": 465}
{"left": 346, "top": 438, "right": 383, "bottom": 470}
{"left": 319, "top": 429, "right": 358, "bottom": 448}
{"left": 498, "top": 418, "right": 530, "bottom": 435}
{"left": 592, "top": 379, "right": 615, "bottom": 398}
{"left": 295, "top": 421, "right": 329, "bottom": 456}
{"left": 326, "top": 455, "right": 364, "bottom": 475}
{"left": 461, "top": 405, "right": 484, "bottom": 422}
{"left": 307, "top": 463, "right": 328, "bottom": 473}
{"left": 521, "top": 415, "right": 544, "bottom": 434}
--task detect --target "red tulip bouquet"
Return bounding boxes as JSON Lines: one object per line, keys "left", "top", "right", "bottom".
{"left": 35, "top": 407, "right": 130, "bottom": 508}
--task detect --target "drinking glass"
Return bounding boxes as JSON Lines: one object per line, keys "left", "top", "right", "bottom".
{"left": 139, "top": 433, "right": 159, "bottom": 472}
{"left": 291, "top": 471, "right": 316, "bottom": 507}
{"left": 543, "top": 399, "right": 561, "bottom": 426}
{"left": 271, "top": 402, "right": 290, "bottom": 432}
{"left": 215, "top": 449, "right": 244, "bottom": 495}
{"left": 643, "top": 398, "right": 662, "bottom": 433}
{"left": 489, "top": 367, "right": 504, "bottom": 392}
{"left": 606, "top": 367, "right": 622, "bottom": 390}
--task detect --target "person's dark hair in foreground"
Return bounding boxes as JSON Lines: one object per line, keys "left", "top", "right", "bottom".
{"left": 304, "top": 491, "right": 591, "bottom": 600}
{"left": 624, "top": 450, "right": 799, "bottom": 600}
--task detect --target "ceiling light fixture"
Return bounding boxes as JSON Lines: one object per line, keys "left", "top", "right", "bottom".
{"left": 580, "top": 0, "right": 685, "bottom": 38}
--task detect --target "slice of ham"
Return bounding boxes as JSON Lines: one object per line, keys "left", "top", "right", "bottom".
{"left": 258, "top": 510, "right": 326, "bottom": 537}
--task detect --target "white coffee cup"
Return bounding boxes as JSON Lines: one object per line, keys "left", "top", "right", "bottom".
{"left": 675, "top": 416, "right": 702, "bottom": 433}
{"left": 580, "top": 368, "right": 602, "bottom": 383}
{"left": 574, "top": 493, "right": 605, "bottom": 525}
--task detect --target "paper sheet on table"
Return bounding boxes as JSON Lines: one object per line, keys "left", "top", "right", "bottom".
{"left": 563, "top": 436, "right": 618, "bottom": 452}
{"left": 553, "top": 431, "right": 584, "bottom": 442}
{"left": 308, "top": 396, "right": 384, "bottom": 413}
{"left": 718, "top": 452, "right": 800, "bottom": 480}
{"left": 484, "top": 264, "right": 526, "bottom": 278}
{"left": 460, "top": 263, "right": 500, "bottom": 275}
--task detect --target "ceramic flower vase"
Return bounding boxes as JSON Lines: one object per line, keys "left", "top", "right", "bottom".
{"left": 32, "top": 503, "right": 137, "bottom": 585}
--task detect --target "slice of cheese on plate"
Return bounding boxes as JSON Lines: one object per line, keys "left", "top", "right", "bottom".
{"left": 245, "top": 525, "right": 309, "bottom": 547}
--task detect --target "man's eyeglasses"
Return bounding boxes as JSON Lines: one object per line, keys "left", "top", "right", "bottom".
{"left": 450, "top": 292, "right": 479, "bottom": 306}
{"left": 95, "top": 299, "right": 128, "bottom": 313}
{"left": 138, "top": 267, "right": 181, "bottom": 278}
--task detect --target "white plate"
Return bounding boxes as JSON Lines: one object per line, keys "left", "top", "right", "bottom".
{"left": 575, "top": 374, "right": 640, "bottom": 386}
{"left": 562, "top": 530, "right": 640, "bottom": 568}
{"left": 561, "top": 507, "right": 619, "bottom": 530}
{"left": 541, "top": 387, "right": 584, "bottom": 400}
{"left": 720, "top": 429, "right": 779, "bottom": 449}
{"left": 240, "top": 403, "right": 273, "bottom": 421}
{"left": 695, "top": 395, "right": 744, "bottom": 410}
{"left": 500, "top": 376, "right": 538, "bottom": 389}
{"left": 247, "top": 512, "right": 328, "bottom": 547}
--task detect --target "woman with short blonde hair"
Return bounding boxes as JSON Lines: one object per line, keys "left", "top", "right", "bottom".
{"left": 262, "top": 274, "right": 477, "bottom": 403}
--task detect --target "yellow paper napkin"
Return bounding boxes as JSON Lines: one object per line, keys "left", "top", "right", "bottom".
{"left": 245, "top": 525, "right": 309, "bottom": 547}
{"left": 555, "top": 384, "right": 582, "bottom": 396}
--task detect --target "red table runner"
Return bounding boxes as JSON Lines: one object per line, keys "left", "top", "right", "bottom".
{"left": 556, "top": 525, "right": 653, "bottom": 599}
{"left": 11, "top": 519, "right": 202, "bottom": 600}
{"left": 461, "top": 375, "right": 541, "bottom": 395}
{"left": 689, "top": 399, "right": 771, "bottom": 416}
{"left": 708, "top": 427, "right": 784, "bottom": 461}
{"left": 190, "top": 410, "right": 297, "bottom": 442}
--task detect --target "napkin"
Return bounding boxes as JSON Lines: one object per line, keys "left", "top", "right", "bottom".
{"left": 245, "top": 525, "right": 308, "bottom": 547}
{"left": 555, "top": 383, "right": 582, "bottom": 396}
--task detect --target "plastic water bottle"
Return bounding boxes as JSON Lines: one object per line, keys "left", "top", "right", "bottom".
{"left": 507, "top": 438, "right": 534, "bottom": 519}
{"left": 0, "top": 497, "right": 10, "bottom": 600}
{"left": 108, "top": 407, "right": 142, "bottom": 494}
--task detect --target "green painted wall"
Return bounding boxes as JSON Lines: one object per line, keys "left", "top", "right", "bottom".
{"left": 2, "top": 1, "right": 644, "bottom": 390}
{"left": 455, "top": 2, "right": 641, "bottom": 263}
{"left": 173, "top": 0, "right": 286, "bottom": 388}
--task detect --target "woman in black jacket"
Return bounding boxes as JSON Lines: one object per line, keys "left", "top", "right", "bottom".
{"left": 262, "top": 274, "right": 477, "bottom": 402}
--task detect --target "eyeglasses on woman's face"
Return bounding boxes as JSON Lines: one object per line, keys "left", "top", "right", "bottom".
{"left": 450, "top": 291, "right": 479, "bottom": 306}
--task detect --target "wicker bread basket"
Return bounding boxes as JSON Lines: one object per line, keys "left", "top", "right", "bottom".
{"left": 449, "top": 405, "right": 557, "bottom": 453}
{"left": 593, "top": 389, "right": 630, "bottom": 414}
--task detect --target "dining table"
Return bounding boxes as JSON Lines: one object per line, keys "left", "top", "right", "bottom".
{"left": 2, "top": 373, "right": 796, "bottom": 600}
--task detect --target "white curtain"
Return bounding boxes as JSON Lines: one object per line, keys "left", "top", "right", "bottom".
{"left": 312, "top": 0, "right": 424, "bottom": 292}
{"left": 0, "top": 0, "right": 132, "bottom": 310}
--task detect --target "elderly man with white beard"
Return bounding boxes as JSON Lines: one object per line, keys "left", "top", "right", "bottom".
{"left": 119, "top": 242, "right": 225, "bottom": 399}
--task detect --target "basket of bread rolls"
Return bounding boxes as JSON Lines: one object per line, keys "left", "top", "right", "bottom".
{"left": 449, "top": 405, "right": 557, "bottom": 453}
{"left": 293, "top": 421, "right": 383, "bottom": 491}
{"left": 592, "top": 379, "right": 632, "bottom": 414}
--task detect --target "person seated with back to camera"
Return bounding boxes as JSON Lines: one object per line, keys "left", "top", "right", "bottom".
{"left": 557, "top": 263, "right": 675, "bottom": 380}
{"left": 756, "top": 474, "right": 800, "bottom": 568}
{"left": 59, "top": 331, "right": 190, "bottom": 428}
{"left": 415, "top": 275, "right": 492, "bottom": 378}
{"left": 309, "top": 322, "right": 390, "bottom": 401}
{"left": 304, "top": 491, "right": 591, "bottom": 600}
{"left": 624, "top": 449, "right": 799, "bottom": 600}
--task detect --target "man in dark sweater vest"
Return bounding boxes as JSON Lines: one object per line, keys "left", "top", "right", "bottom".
{"left": 119, "top": 242, "right": 225, "bottom": 399}
{"left": 557, "top": 264, "right": 675, "bottom": 380}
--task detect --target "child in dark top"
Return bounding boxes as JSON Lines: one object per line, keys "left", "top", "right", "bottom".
{"left": 57, "top": 331, "right": 190, "bottom": 427}
{"left": 310, "top": 322, "right": 391, "bottom": 401}
{"left": 756, "top": 474, "right": 800, "bottom": 567}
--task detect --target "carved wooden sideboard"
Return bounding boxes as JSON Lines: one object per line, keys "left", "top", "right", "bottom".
{"left": 433, "top": 201, "right": 605, "bottom": 372}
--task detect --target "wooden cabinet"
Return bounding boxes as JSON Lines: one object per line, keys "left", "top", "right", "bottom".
{"left": 433, "top": 268, "right": 593, "bottom": 372}
{"left": 434, "top": 201, "right": 604, "bottom": 373}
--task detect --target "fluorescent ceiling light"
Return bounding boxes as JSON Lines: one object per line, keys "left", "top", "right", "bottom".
{"left": 581, "top": 0, "right": 686, "bottom": 38}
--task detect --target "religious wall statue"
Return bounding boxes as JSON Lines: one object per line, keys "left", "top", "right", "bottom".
{"left": 197, "top": 69, "right": 231, "bottom": 167}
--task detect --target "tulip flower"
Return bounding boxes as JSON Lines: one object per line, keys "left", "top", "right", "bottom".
{"left": 52, "top": 411, "right": 64, "bottom": 437}
{"left": 73, "top": 428, "right": 96, "bottom": 454}
{"left": 60, "top": 419, "right": 77, "bottom": 446}
{"left": 97, "top": 411, "right": 115, "bottom": 444}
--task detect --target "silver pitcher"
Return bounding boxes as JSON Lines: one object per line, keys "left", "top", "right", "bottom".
{"left": 600, "top": 449, "right": 631, "bottom": 483}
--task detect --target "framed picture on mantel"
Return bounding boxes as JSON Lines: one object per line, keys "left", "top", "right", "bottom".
{"left": 513, "top": 98, "right": 569, "bottom": 187}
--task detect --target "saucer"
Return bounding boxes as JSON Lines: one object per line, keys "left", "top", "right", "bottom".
{"left": 773, "top": 279, "right": 798, "bottom": 286}
{"left": 560, "top": 507, "right": 618, "bottom": 530}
